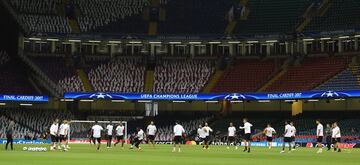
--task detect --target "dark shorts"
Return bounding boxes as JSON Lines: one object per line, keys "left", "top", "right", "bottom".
{"left": 94, "top": 137, "right": 101, "bottom": 143}
{"left": 173, "top": 136, "right": 183, "bottom": 144}
{"left": 244, "top": 133, "right": 251, "bottom": 141}
{"left": 291, "top": 136, "right": 295, "bottom": 142}
{"left": 147, "top": 135, "right": 155, "bottom": 141}
{"left": 284, "top": 137, "right": 292, "bottom": 143}
{"left": 117, "top": 135, "right": 124, "bottom": 141}
{"left": 228, "top": 136, "right": 235, "bottom": 142}
{"left": 317, "top": 136, "right": 323, "bottom": 143}
{"left": 59, "top": 135, "right": 67, "bottom": 142}
{"left": 266, "top": 136, "right": 273, "bottom": 142}
{"left": 332, "top": 138, "right": 341, "bottom": 144}
{"left": 50, "top": 135, "right": 57, "bottom": 142}
{"left": 107, "top": 135, "right": 113, "bottom": 140}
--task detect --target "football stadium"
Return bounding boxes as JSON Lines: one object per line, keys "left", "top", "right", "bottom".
{"left": 0, "top": 0, "right": 360, "bottom": 164}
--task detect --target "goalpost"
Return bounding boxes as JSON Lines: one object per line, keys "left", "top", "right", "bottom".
{"left": 68, "top": 120, "right": 128, "bottom": 143}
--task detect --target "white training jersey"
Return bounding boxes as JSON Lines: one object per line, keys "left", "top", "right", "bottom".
{"left": 290, "top": 126, "right": 296, "bottom": 137}
{"left": 116, "top": 125, "right": 125, "bottom": 136}
{"left": 228, "top": 126, "right": 236, "bottom": 137}
{"left": 317, "top": 124, "right": 324, "bottom": 137}
{"left": 265, "top": 127, "right": 276, "bottom": 137}
{"left": 137, "top": 129, "right": 144, "bottom": 140}
{"left": 106, "top": 125, "right": 114, "bottom": 135}
{"left": 203, "top": 126, "right": 213, "bottom": 136}
{"left": 92, "top": 125, "right": 103, "bottom": 138}
{"left": 50, "top": 123, "right": 58, "bottom": 136}
{"left": 147, "top": 125, "right": 157, "bottom": 136}
{"left": 240, "top": 122, "right": 252, "bottom": 134}
{"left": 197, "top": 128, "right": 206, "bottom": 138}
{"left": 284, "top": 124, "right": 293, "bottom": 137}
{"left": 59, "top": 124, "right": 69, "bottom": 136}
{"left": 173, "top": 124, "right": 185, "bottom": 136}
{"left": 332, "top": 126, "right": 341, "bottom": 138}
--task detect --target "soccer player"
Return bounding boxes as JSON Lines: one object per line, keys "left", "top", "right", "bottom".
{"left": 197, "top": 124, "right": 206, "bottom": 148}
{"left": 325, "top": 124, "right": 332, "bottom": 151}
{"left": 239, "top": 118, "right": 252, "bottom": 153}
{"left": 5, "top": 121, "right": 15, "bottom": 151}
{"left": 133, "top": 127, "right": 145, "bottom": 150}
{"left": 114, "top": 122, "right": 125, "bottom": 148}
{"left": 316, "top": 119, "right": 324, "bottom": 153}
{"left": 173, "top": 120, "right": 185, "bottom": 152}
{"left": 281, "top": 121, "right": 293, "bottom": 153}
{"left": 146, "top": 121, "right": 157, "bottom": 148}
{"left": 331, "top": 122, "right": 341, "bottom": 152}
{"left": 92, "top": 121, "right": 104, "bottom": 150}
{"left": 59, "top": 120, "right": 70, "bottom": 151}
{"left": 290, "top": 121, "right": 296, "bottom": 151}
{"left": 49, "top": 119, "right": 59, "bottom": 150}
{"left": 227, "top": 122, "right": 237, "bottom": 150}
{"left": 263, "top": 124, "right": 276, "bottom": 149}
{"left": 106, "top": 121, "right": 114, "bottom": 148}
{"left": 203, "top": 122, "right": 213, "bottom": 149}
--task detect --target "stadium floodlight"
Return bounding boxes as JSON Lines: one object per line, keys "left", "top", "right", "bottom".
{"left": 284, "top": 100, "right": 297, "bottom": 102}
{"left": 189, "top": 41, "right": 201, "bottom": 44}
{"left": 205, "top": 100, "right": 218, "bottom": 103}
{"left": 88, "top": 40, "right": 101, "bottom": 43}
{"left": 28, "top": 38, "right": 41, "bottom": 41}
{"left": 246, "top": 41, "right": 258, "bottom": 43}
{"left": 208, "top": 41, "right": 221, "bottom": 44}
{"left": 79, "top": 99, "right": 94, "bottom": 102}
{"left": 60, "top": 99, "right": 74, "bottom": 102}
{"left": 0, "top": 103, "right": 6, "bottom": 106}
{"left": 308, "top": 99, "right": 319, "bottom": 102}
{"left": 303, "top": 38, "right": 314, "bottom": 41}
{"left": 138, "top": 100, "right": 152, "bottom": 103}
{"left": 258, "top": 100, "right": 270, "bottom": 103}
{"left": 334, "top": 98, "right": 345, "bottom": 101}
{"left": 172, "top": 100, "right": 186, "bottom": 103}
{"left": 149, "top": 41, "right": 162, "bottom": 44}
{"left": 230, "top": 100, "right": 243, "bottom": 103}
{"left": 228, "top": 41, "right": 241, "bottom": 44}
{"left": 169, "top": 41, "right": 181, "bottom": 44}
{"left": 19, "top": 103, "right": 33, "bottom": 106}
{"left": 129, "top": 41, "right": 142, "bottom": 44}
{"left": 339, "top": 36, "right": 350, "bottom": 39}
{"left": 111, "top": 100, "right": 125, "bottom": 103}
{"left": 320, "top": 37, "right": 331, "bottom": 40}
{"left": 355, "top": 35, "right": 360, "bottom": 38}
{"left": 68, "top": 39, "right": 81, "bottom": 42}
{"left": 46, "top": 38, "right": 59, "bottom": 41}
{"left": 108, "top": 40, "right": 121, "bottom": 44}
{"left": 266, "top": 40, "right": 278, "bottom": 43}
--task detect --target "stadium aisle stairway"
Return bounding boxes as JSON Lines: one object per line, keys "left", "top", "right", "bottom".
{"left": 144, "top": 70, "right": 154, "bottom": 92}
{"left": 77, "top": 69, "right": 94, "bottom": 92}
{"left": 202, "top": 70, "right": 223, "bottom": 93}
{"left": 257, "top": 69, "right": 287, "bottom": 92}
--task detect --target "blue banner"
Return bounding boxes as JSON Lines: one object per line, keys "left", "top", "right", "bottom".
{"left": 64, "top": 90, "right": 360, "bottom": 101}
{"left": 0, "top": 139, "right": 50, "bottom": 144}
{"left": 0, "top": 94, "right": 49, "bottom": 102}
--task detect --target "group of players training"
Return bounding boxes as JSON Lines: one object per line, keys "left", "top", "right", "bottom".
{"left": 48, "top": 118, "right": 343, "bottom": 153}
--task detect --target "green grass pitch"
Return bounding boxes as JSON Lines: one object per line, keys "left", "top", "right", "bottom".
{"left": 0, "top": 144, "right": 359, "bottom": 165}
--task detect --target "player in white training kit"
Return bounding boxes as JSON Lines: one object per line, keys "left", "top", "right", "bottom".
{"left": 227, "top": 122, "right": 237, "bottom": 150}
{"left": 114, "top": 122, "right": 125, "bottom": 148}
{"left": 239, "top": 118, "right": 252, "bottom": 153}
{"left": 59, "top": 120, "right": 70, "bottom": 151}
{"left": 316, "top": 119, "right": 324, "bottom": 153}
{"left": 290, "top": 121, "right": 296, "bottom": 151}
{"left": 173, "top": 121, "right": 185, "bottom": 152}
{"left": 281, "top": 121, "right": 293, "bottom": 153}
{"left": 92, "top": 121, "right": 104, "bottom": 150}
{"left": 203, "top": 122, "right": 213, "bottom": 149}
{"left": 197, "top": 124, "right": 206, "bottom": 148}
{"left": 49, "top": 119, "right": 59, "bottom": 150}
{"left": 106, "top": 122, "right": 114, "bottom": 148}
{"left": 332, "top": 122, "right": 342, "bottom": 152}
{"left": 147, "top": 121, "right": 157, "bottom": 148}
{"left": 133, "top": 127, "right": 145, "bottom": 150}
{"left": 263, "top": 124, "right": 276, "bottom": 149}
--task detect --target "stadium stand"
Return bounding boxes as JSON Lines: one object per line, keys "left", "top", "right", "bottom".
{"left": 315, "top": 65, "right": 360, "bottom": 90}
{"left": 8, "top": 0, "right": 60, "bottom": 14}
{"left": 264, "top": 56, "right": 352, "bottom": 92}
{"left": 212, "top": 59, "right": 283, "bottom": 92}
{"left": 21, "top": 15, "right": 71, "bottom": 33}
{"left": 153, "top": 59, "right": 215, "bottom": 93}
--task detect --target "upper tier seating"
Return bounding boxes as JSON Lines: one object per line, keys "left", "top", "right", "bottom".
{"left": 8, "top": 0, "right": 60, "bottom": 14}
{"left": 315, "top": 65, "right": 360, "bottom": 90}
{"left": 265, "top": 56, "right": 351, "bottom": 92}
{"left": 212, "top": 59, "right": 282, "bottom": 92}
{"left": 21, "top": 15, "right": 71, "bottom": 34}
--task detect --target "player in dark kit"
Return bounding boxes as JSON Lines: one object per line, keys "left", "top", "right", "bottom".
{"left": 5, "top": 121, "right": 15, "bottom": 150}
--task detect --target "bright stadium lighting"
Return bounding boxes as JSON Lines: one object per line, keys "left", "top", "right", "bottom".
{"left": 334, "top": 98, "right": 345, "bottom": 101}
{"left": 320, "top": 37, "right": 331, "bottom": 40}
{"left": 20, "top": 103, "right": 33, "bottom": 106}
{"left": 228, "top": 41, "right": 241, "bottom": 44}
{"left": 149, "top": 41, "right": 162, "bottom": 44}
{"left": 28, "top": 38, "right": 41, "bottom": 41}
{"left": 69, "top": 39, "right": 81, "bottom": 42}
{"left": 88, "top": 40, "right": 101, "bottom": 43}
{"left": 266, "top": 40, "right": 278, "bottom": 43}
{"left": 79, "top": 99, "right": 94, "bottom": 102}
{"left": 111, "top": 100, "right": 125, "bottom": 103}
{"left": 247, "top": 41, "right": 258, "bottom": 43}
{"left": 258, "top": 100, "right": 270, "bottom": 103}
{"left": 230, "top": 100, "right": 243, "bottom": 103}
{"left": 189, "top": 41, "right": 201, "bottom": 44}
{"left": 308, "top": 99, "right": 319, "bottom": 102}
{"left": 284, "top": 100, "right": 296, "bottom": 102}
{"left": 205, "top": 100, "right": 218, "bottom": 103}
{"left": 60, "top": 99, "right": 74, "bottom": 102}
{"left": 303, "top": 38, "right": 314, "bottom": 41}
{"left": 129, "top": 41, "right": 142, "bottom": 44}
{"left": 108, "top": 41, "right": 122, "bottom": 44}
{"left": 355, "top": 35, "right": 360, "bottom": 38}
{"left": 138, "top": 100, "right": 152, "bottom": 103}
{"left": 172, "top": 100, "right": 186, "bottom": 103}
{"left": 208, "top": 41, "right": 221, "bottom": 44}
{"left": 169, "top": 41, "right": 181, "bottom": 44}
{"left": 0, "top": 103, "right": 6, "bottom": 106}
{"left": 339, "top": 36, "right": 350, "bottom": 39}
{"left": 46, "top": 38, "right": 59, "bottom": 41}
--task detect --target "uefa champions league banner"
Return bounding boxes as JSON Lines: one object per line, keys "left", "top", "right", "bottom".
{"left": 64, "top": 90, "right": 360, "bottom": 101}
{"left": 0, "top": 94, "right": 48, "bottom": 102}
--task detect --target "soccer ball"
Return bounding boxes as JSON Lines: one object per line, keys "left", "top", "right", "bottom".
{"left": 23, "top": 147, "right": 28, "bottom": 151}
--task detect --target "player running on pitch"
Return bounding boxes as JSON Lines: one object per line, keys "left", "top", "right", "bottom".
{"left": 146, "top": 121, "right": 157, "bottom": 148}
{"left": 114, "top": 122, "right": 125, "bottom": 148}
{"left": 239, "top": 118, "right": 252, "bottom": 153}
{"left": 263, "top": 124, "right": 276, "bottom": 149}
{"left": 173, "top": 121, "right": 185, "bottom": 152}
{"left": 316, "top": 119, "right": 324, "bottom": 153}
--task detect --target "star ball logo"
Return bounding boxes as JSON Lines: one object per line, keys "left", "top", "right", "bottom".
{"left": 224, "top": 93, "right": 246, "bottom": 100}
{"left": 320, "top": 91, "right": 339, "bottom": 98}
{"left": 89, "top": 93, "right": 113, "bottom": 99}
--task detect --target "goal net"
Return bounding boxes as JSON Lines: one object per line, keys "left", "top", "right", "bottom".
{"left": 69, "top": 120, "right": 127, "bottom": 143}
